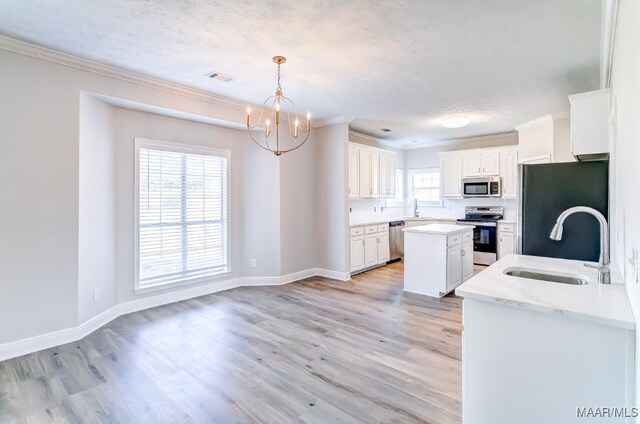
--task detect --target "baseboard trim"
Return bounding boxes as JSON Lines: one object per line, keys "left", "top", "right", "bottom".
{"left": 0, "top": 268, "right": 348, "bottom": 361}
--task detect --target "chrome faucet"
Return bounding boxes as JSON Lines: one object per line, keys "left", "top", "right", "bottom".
{"left": 549, "top": 206, "right": 610, "bottom": 284}
{"left": 413, "top": 198, "right": 419, "bottom": 217}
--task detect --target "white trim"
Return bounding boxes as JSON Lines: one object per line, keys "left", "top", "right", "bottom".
{"left": 0, "top": 268, "right": 349, "bottom": 361}
{"left": 514, "top": 115, "right": 554, "bottom": 131}
{"left": 600, "top": 0, "right": 619, "bottom": 89}
{"left": 0, "top": 35, "right": 249, "bottom": 111}
{"left": 314, "top": 115, "right": 354, "bottom": 128}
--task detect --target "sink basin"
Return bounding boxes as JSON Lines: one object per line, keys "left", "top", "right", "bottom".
{"left": 503, "top": 267, "right": 589, "bottom": 285}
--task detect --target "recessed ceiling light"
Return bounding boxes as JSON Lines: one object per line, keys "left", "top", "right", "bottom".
{"left": 441, "top": 116, "right": 471, "bottom": 128}
{"left": 381, "top": 128, "right": 392, "bottom": 132}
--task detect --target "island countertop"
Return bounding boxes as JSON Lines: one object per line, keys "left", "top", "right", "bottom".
{"left": 456, "top": 254, "right": 635, "bottom": 330}
{"left": 403, "top": 223, "right": 473, "bottom": 235}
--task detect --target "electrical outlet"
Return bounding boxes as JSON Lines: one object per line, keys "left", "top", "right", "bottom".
{"left": 251, "top": 259, "right": 257, "bottom": 268}
{"left": 94, "top": 288, "right": 101, "bottom": 301}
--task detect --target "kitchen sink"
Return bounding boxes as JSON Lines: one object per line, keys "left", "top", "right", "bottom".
{"left": 503, "top": 267, "right": 589, "bottom": 285}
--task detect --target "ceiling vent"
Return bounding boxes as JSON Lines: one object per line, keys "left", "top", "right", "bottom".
{"left": 205, "top": 71, "right": 235, "bottom": 82}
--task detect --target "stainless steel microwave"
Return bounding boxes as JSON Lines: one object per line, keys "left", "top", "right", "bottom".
{"left": 462, "top": 177, "right": 502, "bottom": 198}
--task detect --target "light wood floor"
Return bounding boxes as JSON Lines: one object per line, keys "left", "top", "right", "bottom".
{"left": 0, "top": 261, "right": 474, "bottom": 424}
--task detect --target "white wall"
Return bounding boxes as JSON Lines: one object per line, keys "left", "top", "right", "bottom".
{"left": 315, "top": 123, "right": 350, "bottom": 273}
{"left": 609, "top": 0, "right": 640, "bottom": 407}
{"left": 0, "top": 50, "right": 80, "bottom": 343}
{"left": 0, "top": 46, "right": 349, "bottom": 348}
{"left": 78, "top": 94, "right": 117, "bottom": 322}
{"left": 280, "top": 136, "right": 318, "bottom": 275}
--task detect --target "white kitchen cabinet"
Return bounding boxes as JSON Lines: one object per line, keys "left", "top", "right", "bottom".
{"left": 460, "top": 293, "right": 634, "bottom": 424}
{"left": 349, "top": 236, "right": 364, "bottom": 272}
{"left": 499, "top": 148, "right": 518, "bottom": 198}
{"left": 446, "top": 245, "right": 463, "bottom": 291}
{"left": 377, "top": 232, "right": 390, "bottom": 263}
{"left": 440, "top": 153, "right": 463, "bottom": 198}
{"left": 358, "top": 149, "right": 372, "bottom": 198}
{"left": 464, "top": 151, "right": 500, "bottom": 177}
{"left": 383, "top": 155, "right": 396, "bottom": 197}
{"left": 348, "top": 146, "right": 360, "bottom": 198}
{"left": 569, "top": 89, "right": 611, "bottom": 159}
{"left": 350, "top": 224, "right": 390, "bottom": 274}
{"left": 371, "top": 152, "right": 380, "bottom": 197}
{"left": 364, "top": 234, "right": 378, "bottom": 267}
{"left": 348, "top": 142, "right": 397, "bottom": 199}
{"left": 498, "top": 222, "right": 516, "bottom": 259}
{"left": 481, "top": 151, "right": 500, "bottom": 175}
{"left": 404, "top": 225, "right": 474, "bottom": 297}
{"left": 462, "top": 240, "right": 474, "bottom": 281}
{"left": 463, "top": 152, "right": 482, "bottom": 177}
{"left": 379, "top": 153, "right": 388, "bottom": 198}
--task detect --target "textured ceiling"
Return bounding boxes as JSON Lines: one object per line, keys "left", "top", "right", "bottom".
{"left": 0, "top": 0, "right": 602, "bottom": 147}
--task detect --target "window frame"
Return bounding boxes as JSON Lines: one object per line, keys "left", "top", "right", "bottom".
{"left": 407, "top": 167, "right": 444, "bottom": 206}
{"left": 133, "top": 137, "right": 231, "bottom": 294}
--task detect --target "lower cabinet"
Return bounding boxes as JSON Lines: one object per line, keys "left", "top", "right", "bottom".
{"left": 364, "top": 234, "right": 378, "bottom": 267}
{"left": 350, "top": 223, "right": 390, "bottom": 274}
{"left": 498, "top": 222, "right": 516, "bottom": 259}
{"left": 404, "top": 227, "right": 474, "bottom": 298}
{"left": 349, "top": 236, "right": 365, "bottom": 272}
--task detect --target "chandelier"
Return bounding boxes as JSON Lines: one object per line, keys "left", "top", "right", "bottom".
{"left": 246, "top": 56, "right": 311, "bottom": 156}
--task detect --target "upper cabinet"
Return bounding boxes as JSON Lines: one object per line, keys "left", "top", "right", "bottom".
{"left": 499, "top": 148, "right": 518, "bottom": 199}
{"left": 463, "top": 151, "right": 500, "bottom": 177}
{"left": 569, "top": 89, "right": 611, "bottom": 160}
{"left": 359, "top": 149, "right": 373, "bottom": 198}
{"left": 441, "top": 153, "right": 463, "bottom": 198}
{"left": 348, "top": 146, "right": 360, "bottom": 198}
{"left": 349, "top": 142, "right": 397, "bottom": 199}
{"left": 441, "top": 146, "right": 517, "bottom": 199}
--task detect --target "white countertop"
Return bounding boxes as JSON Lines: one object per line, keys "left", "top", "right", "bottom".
{"left": 456, "top": 254, "right": 635, "bottom": 330}
{"left": 350, "top": 216, "right": 457, "bottom": 227}
{"left": 403, "top": 223, "right": 474, "bottom": 235}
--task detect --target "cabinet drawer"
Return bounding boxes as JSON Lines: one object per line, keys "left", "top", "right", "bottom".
{"left": 377, "top": 223, "right": 389, "bottom": 233}
{"left": 463, "top": 231, "right": 473, "bottom": 242}
{"left": 500, "top": 223, "right": 515, "bottom": 233}
{"left": 350, "top": 226, "right": 364, "bottom": 237}
{"left": 448, "top": 234, "right": 462, "bottom": 246}
{"left": 365, "top": 225, "right": 378, "bottom": 234}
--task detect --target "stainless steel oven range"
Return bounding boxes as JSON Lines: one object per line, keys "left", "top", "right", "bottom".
{"left": 456, "top": 206, "right": 504, "bottom": 265}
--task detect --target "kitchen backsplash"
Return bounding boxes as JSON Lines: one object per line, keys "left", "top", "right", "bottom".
{"left": 349, "top": 197, "right": 517, "bottom": 224}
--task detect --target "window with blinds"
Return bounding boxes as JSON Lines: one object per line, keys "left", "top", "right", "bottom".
{"left": 135, "top": 139, "right": 229, "bottom": 290}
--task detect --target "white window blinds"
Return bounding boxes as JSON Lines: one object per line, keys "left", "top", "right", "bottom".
{"left": 135, "top": 139, "right": 229, "bottom": 289}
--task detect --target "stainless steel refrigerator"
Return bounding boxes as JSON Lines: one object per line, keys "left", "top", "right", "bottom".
{"left": 517, "top": 161, "right": 608, "bottom": 262}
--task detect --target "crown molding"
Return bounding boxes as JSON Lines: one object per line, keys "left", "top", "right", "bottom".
{"left": 0, "top": 35, "right": 251, "bottom": 112}
{"left": 313, "top": 115, "right": 354, "bottom": 128}
{"left": 600, "top": 0, "right": 619, "bottom": 89}
{"left": 514, "top": 115, "right": 554, "bottom": 131}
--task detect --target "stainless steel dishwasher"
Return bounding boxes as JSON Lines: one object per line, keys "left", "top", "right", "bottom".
{"left": 389, "top": 221, "right": 405, "bottom": 261}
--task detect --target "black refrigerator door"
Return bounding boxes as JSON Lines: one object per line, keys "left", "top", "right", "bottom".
{"left": 520, "top": 161, "right": 608, "bottom": 262}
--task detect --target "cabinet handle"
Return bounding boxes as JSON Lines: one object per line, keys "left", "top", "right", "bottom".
{"left": 362, "top": 240, "right": 365, "bottom": 246}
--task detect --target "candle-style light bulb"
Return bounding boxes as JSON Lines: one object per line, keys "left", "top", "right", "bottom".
{"left": 306, "top": 112, "right": 311, "bottom": 132}
{"left": 246, "top": 107, "right": 251, "bottom": 127}
{"left": 275, "top": 102, "right": 280, "bottom": 124}
{"left": 294, "top": 119, "right": 299, "bottom": 138}
{"left": 265, "top": 119, "right": 271, "bottom": 137}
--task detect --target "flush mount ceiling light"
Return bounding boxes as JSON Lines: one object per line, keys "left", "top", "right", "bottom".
{"left": 441, "top": 116, "right": 471, "bottom": 129}
{"left": 246, "top": 56, "right": 311, "bottom": 156}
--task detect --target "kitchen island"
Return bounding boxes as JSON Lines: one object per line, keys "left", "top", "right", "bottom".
{"left": 403, "top": 224, "right": 474, "bottom": 297}
{"left": 456, "top": 254, "right": 635, "bottom": 424}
